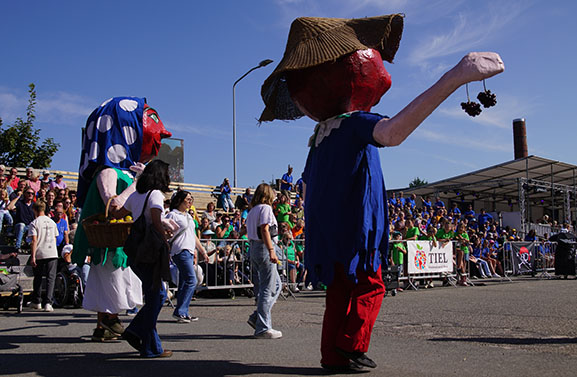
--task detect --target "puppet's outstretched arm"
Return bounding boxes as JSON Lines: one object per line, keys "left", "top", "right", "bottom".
{"left": 373, "top": 52, "right": 504, "bottom": 147}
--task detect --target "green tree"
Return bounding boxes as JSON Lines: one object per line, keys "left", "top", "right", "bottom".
{"left": 409, "top": 177, "right": 428, "bottom": 188}
{"left": 0, "top": 84, "right": 60, "bottom": 168}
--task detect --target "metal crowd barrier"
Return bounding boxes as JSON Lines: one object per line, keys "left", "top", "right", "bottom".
{"left": 181, "top": 237, "right": 564, "bottom": 298}
{"left": 502, "top": 241, "right": 557, "bottom": 279}
{"left": 193, "top": 238, "right": 254, "bottom": 298}
{"left": 191, "top": 237, "right": 307, "bottom": 298}
{"left": 385, "top": 240, "right": 459, "bottom": 290}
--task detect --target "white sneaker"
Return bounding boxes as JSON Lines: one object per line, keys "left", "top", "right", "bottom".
{"left": 306, "top": 283, "right": 313, "bottom": 291}
{"left": 28, "top": 302, "right": 41, "bottom": 310}
{"left": 44, "top": 303, "right": 54, "bottom": 312}
{"left": 254, "top": 329, "right": 282, "bottom": 339}
{"left": 492, "top": 273, "right": 501, "bottom": 278}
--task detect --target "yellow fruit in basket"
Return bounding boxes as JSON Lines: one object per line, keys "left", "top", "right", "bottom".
{"left": 109, "top": 219, "right": 117, "bottom": 224}
{"left": 124, "top": 215, "right": 133, "bottom": 221}
{"left": 117, "top": 219, "right": 124, "bottom": 223}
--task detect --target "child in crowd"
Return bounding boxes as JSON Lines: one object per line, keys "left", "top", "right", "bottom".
{"left": 389, "top": 231, "right": 406, "bottom": 292}
{"left": 281, "top": 232, "right": 305, "bottom": 293}
{"left": 246, "top": 183, "right": 282, "bottom": 339}
{"left": 28, "top": 201, "right": 59, "bottom": 312}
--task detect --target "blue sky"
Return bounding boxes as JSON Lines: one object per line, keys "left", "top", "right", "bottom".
{"left": 1, "top": 0, "right": 576, "bottom": 189}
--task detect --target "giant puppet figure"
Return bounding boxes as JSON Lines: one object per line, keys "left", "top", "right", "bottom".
{"left": 259, "top": 15, "right": 504, "bottom": 372}
{"left": 73, "top": 97, "right": 172, "bottom": 342}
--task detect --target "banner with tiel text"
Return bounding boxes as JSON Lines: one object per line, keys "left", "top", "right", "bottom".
{"left": 407, "top": 241, "right": 453, "bottom": 274}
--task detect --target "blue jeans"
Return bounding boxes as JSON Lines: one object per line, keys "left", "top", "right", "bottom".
{"left": 14, "top": 223, "right": 29, "bottom": 248}
{"left": 249, "top": 240, "right": 281, "bottom": 335}
{"left": 126, "top": 264, "right": 167, "bottom": 357}
{"left": 172, "top": 250, "right": 197, "bottom": 317}
{"left": 220, "top": 194, "right": 234, "bottom": 211}
{"left": 0, "top": 210, "right": 13, "bottom": 232}
{"left": 476, "top": 259, "right": 491, "bottom": 277}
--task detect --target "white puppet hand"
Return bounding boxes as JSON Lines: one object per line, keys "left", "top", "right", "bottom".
{"left": 129, "top": 162, "right": 146, "bottom": 178}
{"left": 452, "top": 52, "right": 505, "bottom": 86}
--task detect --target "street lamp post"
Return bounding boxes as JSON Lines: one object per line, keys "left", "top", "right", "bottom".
{"left": 232, "top": 59, "right": 273, "bottom": 188}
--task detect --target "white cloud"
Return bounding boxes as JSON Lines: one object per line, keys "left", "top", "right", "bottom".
{"left": 407, "top": 2, "right": 530, "bottom": 69}
{"left": 36, "top": 92, "right": 94, "bottom": 126}
{"left": 416, "top": 128, "right": 510, "bottom": 152}
{"left": 0, "top": 92, "right": 26, "bottom": 122}
{"left": 0, "top": 87, "right": 94, "bottom": 126}
{"left": 164, "top": 120, "right": 230, "bottom": 139}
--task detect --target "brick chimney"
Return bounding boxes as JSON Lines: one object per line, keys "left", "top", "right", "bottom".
{"left": 513, "top": 118, "right": 528, "bottom": 159}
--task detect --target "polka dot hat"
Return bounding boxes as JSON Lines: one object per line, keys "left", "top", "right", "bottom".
{"left": 76, "top": 97, "right": 146, "bottom": 207}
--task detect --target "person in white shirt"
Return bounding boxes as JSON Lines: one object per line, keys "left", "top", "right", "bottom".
{"left": 165, "top": 190, "right": 208, "bottom": 323}
{"left": 28, "top": 201, "right": 59, "bottom": 312}
{"left": 246, "top": 183, "right": 282, "bottom": 339}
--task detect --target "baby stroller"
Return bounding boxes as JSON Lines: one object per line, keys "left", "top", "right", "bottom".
{"left": 0, "top": 246, "right": 24, "bottom": 313}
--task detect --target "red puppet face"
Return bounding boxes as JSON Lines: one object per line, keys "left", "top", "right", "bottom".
{"left": 286, "top": 48, "right": 392, "bottom": 122}
{"left": 140, "top": 104, "right": 172, "bottom": 163}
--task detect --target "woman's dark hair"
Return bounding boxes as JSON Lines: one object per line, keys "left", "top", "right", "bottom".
{"left": 170, "top": 190, "right": 191, "bottom": 211}
{"left": 136, "top": 160, "right": 171, "bottom": 194}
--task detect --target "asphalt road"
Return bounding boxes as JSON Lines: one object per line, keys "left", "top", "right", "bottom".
{"left": 1, "top": 278, "right": 577, "bottom": 377}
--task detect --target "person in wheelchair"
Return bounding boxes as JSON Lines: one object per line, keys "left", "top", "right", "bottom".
{"left": 53, "top": 244, "right": 88, "bottom": 308}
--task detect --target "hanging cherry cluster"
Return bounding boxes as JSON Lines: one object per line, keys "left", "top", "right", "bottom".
{"left": 461, "top": 80, "right": 497, "bottom": 117}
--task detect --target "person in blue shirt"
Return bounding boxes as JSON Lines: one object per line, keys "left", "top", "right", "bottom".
{"left": 280, "top": 165, "right": 294, "bottom": 192}
{"left": 398, "top": 191, "right": 406, "bottom": 206}
{"left": 52, "top": 200, "right": 69, "bottom": 251}
{"left": 421, "top": 196, "right": 432, "bottom": 212}
{"left": 464, "top": 204, "right": 476, "bottom": 220}
{"left": 450, "top": 203, "right": 461, "bottom": 219}
{"left": 434, "top": 196, "right": 445, "bottom": 210}
{"left": 388, "top": 191, "right": 397, "bottom": 207}
{"left": 295, "top": 176, "right": 304, "bottom": 198}
{"left": 407, "top": 193, "right": 416, "bottom": 208}
{"left": 478, "top": 209, "right": 494, "bottom": 227}
{"left": 218, "top": 178, "right": 234, "bottom": 211}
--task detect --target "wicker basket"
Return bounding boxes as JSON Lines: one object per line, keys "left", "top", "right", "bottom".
{"left": 82, "top": 197, "right": 133, "bottom": 248}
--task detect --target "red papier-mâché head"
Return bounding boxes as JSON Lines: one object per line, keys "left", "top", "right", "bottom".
{"left": 286, "top": 48, "right": 391, "bottom": 122}
{"left": 140, "top": 104, "right": 172, "bottom": 163}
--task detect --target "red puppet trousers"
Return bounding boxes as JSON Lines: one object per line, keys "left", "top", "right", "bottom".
{"left": 320, "top": 262, "right": 385, "bottom": 366}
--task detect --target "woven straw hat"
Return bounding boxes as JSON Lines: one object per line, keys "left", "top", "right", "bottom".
{"left": 259, "top": 14, "right": 404, "bottom": 122}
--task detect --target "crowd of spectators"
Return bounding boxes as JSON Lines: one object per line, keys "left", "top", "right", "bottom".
{"left": 0, "top": 165, "right": 78, "bottom": 254}
{"left": 3, "top": 163, "right": 570, "bottom": 301}
{"left": 188, "top": 180, "right": 308, "bottom": 292}
{"left": 387, "top": 191, "right": 568, "bottom": 287}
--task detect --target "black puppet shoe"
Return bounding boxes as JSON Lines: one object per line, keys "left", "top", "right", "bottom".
{"left": 335, "top": 348, "right": 377, "bottom": 369}
{"left": 321, "top": 361, "right": 366, "bottom": 374}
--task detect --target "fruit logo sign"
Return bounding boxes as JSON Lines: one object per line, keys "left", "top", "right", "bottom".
{"left": 407, "top": 241, "right": 453, "bottom": 274}
{"left": 414, "top": 244, "right": 427, "bottom": 270}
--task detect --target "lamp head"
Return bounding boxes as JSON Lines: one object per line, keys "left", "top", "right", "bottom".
{"left": 259, "top": 59, "right": 274, "bottom": 67}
